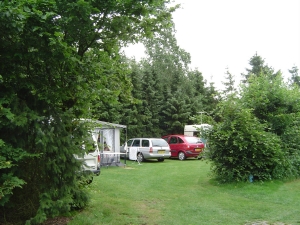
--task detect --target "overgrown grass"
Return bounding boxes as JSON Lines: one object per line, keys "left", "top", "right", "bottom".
{"left": 68, "top": 159, "right": 300, "bottom": 225}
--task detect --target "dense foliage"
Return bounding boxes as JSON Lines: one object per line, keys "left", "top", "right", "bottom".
{"left": 208, "top": 101, "right": 285, "bottom": 182}
{"left": 207, "top": 55, "right": 300, "bottom": 182}
{"left": 94, "top": 27, "right": 219, "bottom": 139}
{"left": 0, "top": 0, "right": 176, "bottom": 223}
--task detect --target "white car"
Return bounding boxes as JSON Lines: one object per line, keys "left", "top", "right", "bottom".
{"left": 121, "top": 138, "right": 171, "bottom": 162}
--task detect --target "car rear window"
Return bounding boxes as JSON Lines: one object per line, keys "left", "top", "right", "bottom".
{"left": 185, "top": 136, "right": 202, "bottom": 144}
{"left": 151, "top": 139, "right": 169, "bottom": 147}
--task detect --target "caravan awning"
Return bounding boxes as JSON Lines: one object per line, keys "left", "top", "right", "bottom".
{"left": 94, "top": 120, "right": 126, "bottom": 129}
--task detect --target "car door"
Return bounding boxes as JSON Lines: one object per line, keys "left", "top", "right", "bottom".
{"left": 140, "top": 139, "right": 150, "bottom": 158}
{"left": 128, "top": 139, "right": 140, "bottom": 160}
{"left": 168, "top": 136, "right": 180, "bottom": 157}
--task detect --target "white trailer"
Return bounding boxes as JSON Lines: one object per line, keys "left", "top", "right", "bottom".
{"left": 184, "top": 124, "right": 212, "bottom": 136}
{"left": 184, "top": 124, "right": 212, "bottom": 146}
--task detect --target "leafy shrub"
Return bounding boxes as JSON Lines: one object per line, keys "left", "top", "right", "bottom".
{"left": 207, "top": 102, "right": 285, "bottom": 182}
{"left": 279, "top": 116, "right": 300, "bottom": 179}
{"left": 207, "top": 70, "right": 300, "bottom": 183}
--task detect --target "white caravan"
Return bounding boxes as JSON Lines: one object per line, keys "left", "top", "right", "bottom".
{"left": 74, "top": 126, "right": 101, "bottom": 181}
{"left": 184, "top": 124, "right": 212, "bottom": 146}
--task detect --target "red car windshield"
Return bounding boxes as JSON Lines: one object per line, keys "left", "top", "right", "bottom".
{"left": 184, "top": 137, "right": 202, "bottom": 144}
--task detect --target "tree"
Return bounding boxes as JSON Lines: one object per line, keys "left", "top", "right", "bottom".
{"left": 186, "top": 70, "right": 206, "bottom": 116}
{"left": 81, "top": 2, "right": 220, "bottom": 139}
{"left": 289, "top": 66, "right": 300, "bottom": 87}
{"left": 113, "top": 59, "right": 144, "bottom": 140}
{"left": 242, "top": 53, "right": 281, "bottom": 83}
{"left": 89, "top": 53, "right": 133, "bottom": 124}
{"left": 241, "top": 72, "right": 299, "bottom": 135}
{"left": 140, "top": 67, "right": 164, "bottom": 137}
{"left": 222, "top": 68, "right": 237, "bottom": 97}
{"left": 0, "top": 0, "right": 176, "bottom": 223}
{"left": 240, "top": 72, "right": 300, "bottom": 179}
{"left": 208, "top": 101, "right": 285, "bottom": 182}
{"left": 203, "top": 81, "right": 220, "bottom": 118}
{"left": 162, "top": 89, "right": 191, "bottom": 134}
{"left": 208, "top": 56, "right": 300, "bottom": 182}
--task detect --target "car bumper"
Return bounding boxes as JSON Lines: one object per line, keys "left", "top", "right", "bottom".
{"left": 144, "top": 153, "right": 171, "bottom": 159}
{"left": 184, "top": 151, "right": 202, "bottom": 158}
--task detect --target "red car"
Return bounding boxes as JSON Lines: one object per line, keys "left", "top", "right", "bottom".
{"left": 162, "top": 134, "right": 205, "bottom": 160}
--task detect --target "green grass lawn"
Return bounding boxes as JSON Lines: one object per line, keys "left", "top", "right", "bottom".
{"left": 68, "top": 159, "right": 300, "bottom": 225}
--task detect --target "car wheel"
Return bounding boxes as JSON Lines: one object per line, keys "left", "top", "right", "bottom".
{"left": 137, "top": 152, "right": 144, "bottom": 162}
{"left": 178, "top": 152, "right": 186, "bottom": 160}
{"left": 157, "top": 158, "right": 165, "bottom": 162}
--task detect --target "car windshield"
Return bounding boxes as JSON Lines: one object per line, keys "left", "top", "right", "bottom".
{"left": 151, "top": 139, "right": 169, "bottom": 147}
{"left": 185, "top": 136, "right": 202, "bottom": 144}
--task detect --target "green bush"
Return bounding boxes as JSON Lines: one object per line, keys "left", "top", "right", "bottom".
{"left": 207, "top": 70, "right": 300, "bottom": 183}
{"left": 207, "top": 103, "right": 285, "bottom": 182}
{"left": 279, "top": 117, "right": 300, "bottom": 178}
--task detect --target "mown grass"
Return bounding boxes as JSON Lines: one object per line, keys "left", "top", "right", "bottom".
{"left": 68, "top": 159, "right": 300, "bottom": 225}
